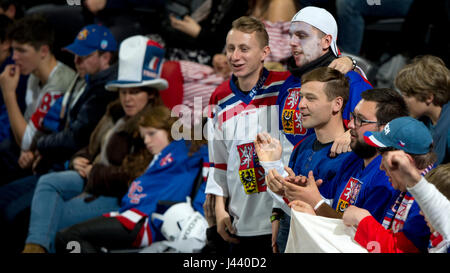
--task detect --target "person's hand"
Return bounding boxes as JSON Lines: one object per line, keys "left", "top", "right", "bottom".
{"left": 254, "top": 132, "right": 282, "bottom": 162}
{"left": 72, "top": 157, "right": 91, "bottom": 178}
{"left": 342, "top": 205, "right": 371, "bottom": 227}
{"left": 283, "top": 170, "right": 323, "bottom": 206}
{"left": 85, "top": 0, "right": 107, "bottom": 14}
{"left": 381, "top": 150, "right": 422, "bottom": 188}
{"left": 212, "top": 54, "right": 230, "bottom": 78}
{"left": 83, "top": 164, "right": 93, "bottom": 179}
{"left": 31, "top": 150, "right": 42, "bottom": 174}
{"left": 169, "top": 15, "right": 201, "bottom": 38}
{"left": 18, "top": 150, "right": 35, "bottom": 169}
{"left": 283, "top": 166, "right": 304, "bottom": 186}
{"left": 216, "top": 208, "right": 239, "bottom": 244}
{"left": 203, "top": 194, "right": 216, "bottom": 227}
{"left": 0, "top": 64, "right": 20, "bottom": 97}
{"left": 289, "top": 200, "right": 316, "bottom": 215}
{"left": 266, "top": 169, "right": 285, "bottom": 195}
{"left": 330, "top": 129, "right": 352, "bottom": 157}
{"left": 328, "top": 56, "right": 353, "bottom": 74}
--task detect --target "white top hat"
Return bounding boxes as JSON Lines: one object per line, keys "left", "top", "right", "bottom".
{"left": 105, "top": 35, "right": 168, "bottom": 91}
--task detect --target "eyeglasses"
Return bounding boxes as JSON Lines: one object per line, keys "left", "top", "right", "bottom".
{"left": 350, "top": 112, "right": 378, "bottom": 127}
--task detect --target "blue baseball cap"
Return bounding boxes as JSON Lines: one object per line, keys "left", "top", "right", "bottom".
{"left": 363, "top": 116, "right": 433, "bottom": 155}
{"left": 63, "top": 24, "right": 117, "bottom": 56}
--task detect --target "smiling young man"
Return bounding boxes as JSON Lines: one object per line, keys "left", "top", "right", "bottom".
{"left": 281, "top": 88, "right": 409, "bottom": 226}
{"left": 205, "top": 16, "right": 290, "bottom": 254}
{"left": 254, "top": 66, "right": 361, "bottom": 252}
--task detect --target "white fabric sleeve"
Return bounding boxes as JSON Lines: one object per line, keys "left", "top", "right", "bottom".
{"left": 205, "top": 117, "right": 228, "bottom": 197}
{"left": 267, "top": 187, "right": 291, "bottom": 216}
{"left": 407, "top": 176, "right": 450, "bottom": 241}
{"left": 259, "top": 160, "right": 288, "bottom": 177}
{"left": 21, "top": 123, "right": 37, "bottom": 150}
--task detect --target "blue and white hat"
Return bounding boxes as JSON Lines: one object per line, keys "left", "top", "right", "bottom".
{"left": 105, "top": 35, "right": 168, "bottom": 91}
{"left": 64, "top": 24, "right": 117, "bottom": 56}
{"left": 364, "top": 116, "right": 433, "bottom": 155}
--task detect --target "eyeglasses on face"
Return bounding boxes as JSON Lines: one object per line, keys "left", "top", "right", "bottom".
{"left": 350, "top": 112, "right": 378, "bottom": 127}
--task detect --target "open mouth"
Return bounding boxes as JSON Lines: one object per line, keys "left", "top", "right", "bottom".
{"left": 301, "top": 113, "right": 310, "bottom": 120}
{"left": 231, "top": 63, "right": 244, "bottom": 69}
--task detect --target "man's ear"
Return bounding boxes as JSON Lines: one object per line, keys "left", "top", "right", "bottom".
{"left": 99, "top": 51, "right": 112, "bottom": 68}
{"left": 39, "top": 44, "right": 50, "bottom": 59}
{"left": 332, "top": 96, "right": 344, "bottom": 114}
{"left": 404, "top": 152, "right": 415, "bottom": 165}
{"left": 321, "top": 34, "right": 332, "bottom": 51}
{"left": 425, "top": 93, "right": 434, "bottom": 106}
{"left": 261, "top": 45, "right": 270, "bottom": 62}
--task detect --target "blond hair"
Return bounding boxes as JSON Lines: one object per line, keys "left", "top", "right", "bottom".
{"left": 394, "top": 55, "right": 450, "bottom": 107}
{"left": 231, "top": 16, "right": 269, "bottom": 48}
{"left": 425, "top": 163, "right": 450, "bottom": 199}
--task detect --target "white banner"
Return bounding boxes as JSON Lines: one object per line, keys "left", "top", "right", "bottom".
{"left": 285, "top": 210, "right": 368, "bottom": 253}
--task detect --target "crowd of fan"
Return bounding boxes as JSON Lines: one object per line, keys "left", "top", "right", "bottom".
{"left": 0, "top": 0, "right": 448, "bottom": 254}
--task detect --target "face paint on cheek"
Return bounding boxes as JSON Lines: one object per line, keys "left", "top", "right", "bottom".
{"left": 300, "top": 36, "right": 324, "bottom": 63}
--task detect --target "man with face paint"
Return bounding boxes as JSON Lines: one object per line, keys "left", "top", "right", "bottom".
{"left": 265, "top": 6, "right": 373, "bottom": 253}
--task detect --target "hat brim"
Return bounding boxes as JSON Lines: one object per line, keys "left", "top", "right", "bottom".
{"left": 363, "top": 131, "right": 388, "bottom": 148}
{"left": 105, "top": 78, "right": 168, "bottom": 91}
{"left": 63, "top": 43, "right": 97, "bottom": 57}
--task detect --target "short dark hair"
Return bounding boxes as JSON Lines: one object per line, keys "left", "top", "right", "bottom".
{"left": 301, "top": 66, "right": 350, "bottom": 112}
{"left": 7, "top": 14, "right": 55, "bottom": 53}
{"left": 360, "top": 88, "right": 409, "bottom": 126}
{"left": 0, "top": 14, "right": 12, "bottom": 42}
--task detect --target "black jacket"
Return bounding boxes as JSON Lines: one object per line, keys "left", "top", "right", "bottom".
{"left": 36, "top": 64, "right": 118, "bottom": 169}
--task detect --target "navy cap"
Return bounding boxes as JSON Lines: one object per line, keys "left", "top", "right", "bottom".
{"left": 63, "top": 24, "right": 117, "bottom": 56}
{"left": 364, "top": 116, "right": 433, "bottom": 155}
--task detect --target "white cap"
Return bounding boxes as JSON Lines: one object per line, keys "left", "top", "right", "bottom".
{"left": 291, "top": 6, "right": 340, "bottom": 57}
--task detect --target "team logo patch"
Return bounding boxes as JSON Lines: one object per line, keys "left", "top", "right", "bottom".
{"left": 127, "top": 180, "right": 147, "bottom": 204}
{"left": 77, "top": 29, "right": 89, "bottom": 40}
{"left": 237, "top": 143, "right": 266, "bottom": 194}
{"left": 383, "top": 123, "right": 390, "bottom": 135}
{"left": 282, "top": 88, "right": 306, "bottom": 135}
{"left": 336, "top": 177, "right": 362, "bottom": 213}
{"left": 100, "top": 39, "right": 108, "bottom": 49}
{"left": 159, "top": 153, "right": 173, "bottom": 167}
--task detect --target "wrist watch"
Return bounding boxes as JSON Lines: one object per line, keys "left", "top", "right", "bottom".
{"left": 349, "top": 56, "right": 357, "bottom": 70}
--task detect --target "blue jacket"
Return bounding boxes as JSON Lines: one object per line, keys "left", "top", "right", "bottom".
{"left": 120, "top": 140, "right": 207, "bottom": 241}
